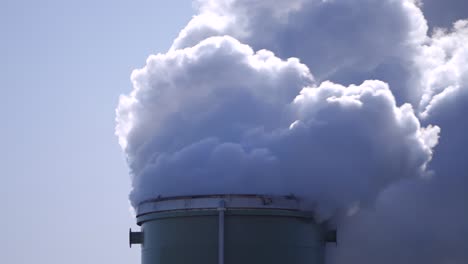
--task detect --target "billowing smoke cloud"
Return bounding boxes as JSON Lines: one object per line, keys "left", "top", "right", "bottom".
{"left": 116, "top": 0, "right": 468, "bottom": 263}
{"left": 329, "top": 17, "right": 468, "bottom": 264}
{"left": 116, "top": 36, "right": 437, "bottom": 216}
{"left": 351, "top": 20, "right": 468, "bottom": 264}
{"left": 172, "top": 0, "right": 428, "bottom": 103}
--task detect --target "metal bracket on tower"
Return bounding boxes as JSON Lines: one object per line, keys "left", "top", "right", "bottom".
{"left": 129, "top": 228, "right": 143, "bottom": 248}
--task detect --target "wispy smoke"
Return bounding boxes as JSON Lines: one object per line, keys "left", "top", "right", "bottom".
{"left": 116, "top": 0, "right": 468, "bottom": 263}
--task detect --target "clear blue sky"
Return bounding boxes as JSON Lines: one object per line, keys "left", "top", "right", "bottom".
{"left": 1, "top": 1, "right": 192, "bottom": 263}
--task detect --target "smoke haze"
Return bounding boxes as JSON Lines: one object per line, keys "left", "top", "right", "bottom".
{"left": 116, "top": 0, "right": 468, "bottom": 263}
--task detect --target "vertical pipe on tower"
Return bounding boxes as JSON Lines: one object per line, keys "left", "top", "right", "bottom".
{"left": 218, "top": 200, "right": 226, "bottom": 264}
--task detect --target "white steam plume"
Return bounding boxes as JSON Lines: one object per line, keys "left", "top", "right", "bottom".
{"left": 116, "top": 0, "right": 468, "bottom": 263}
{"left": 116, "top": 36, "right": 438, "bottom": 216}
{"left": 172, "top": 0, "right": 428, "bottom": 103}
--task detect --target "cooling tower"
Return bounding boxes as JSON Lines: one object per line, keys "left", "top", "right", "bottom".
{"left": 129, "top": 194, "right": 336, "bottom": 264}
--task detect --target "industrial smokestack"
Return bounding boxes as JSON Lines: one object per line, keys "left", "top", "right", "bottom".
{"left": 129, "top": 195, "right": 336, "bottom": 264}
{"left": 117, "top": 1, "right": 468, "bottom": 263}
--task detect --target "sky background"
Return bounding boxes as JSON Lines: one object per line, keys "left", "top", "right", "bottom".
{"left": 1, "top": 0, "right": 467, "bottom": 263}
{"left": 2, "top": 1, "right": 192, "bottom": 263}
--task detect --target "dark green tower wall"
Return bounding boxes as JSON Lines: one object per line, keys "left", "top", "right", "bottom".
{"left": 136, "top": 209, "right": 326, "bottom": 264}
